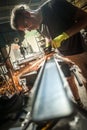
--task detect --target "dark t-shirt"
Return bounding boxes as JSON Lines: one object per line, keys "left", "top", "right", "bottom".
{"left": 39, "top": 0, "right": 85, "bottom": 55}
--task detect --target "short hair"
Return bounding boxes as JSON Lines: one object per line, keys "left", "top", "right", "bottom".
{"left": 10, "top": 4, "right": 30, "bottom": 30}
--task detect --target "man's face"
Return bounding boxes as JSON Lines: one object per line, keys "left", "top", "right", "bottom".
{"left": 17, "top": 12, "right": 40, "bottom": 31}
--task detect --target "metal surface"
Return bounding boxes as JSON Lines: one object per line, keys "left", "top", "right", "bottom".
{"left": 31, "top": 57, "right": 73, "bottom": 122}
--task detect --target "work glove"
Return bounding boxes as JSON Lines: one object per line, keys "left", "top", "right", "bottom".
{"left": 44, "top": 32, "right": 69, "bottom": 54}
{"left": 52, "top": 32, "right": 69, "bottom": 48}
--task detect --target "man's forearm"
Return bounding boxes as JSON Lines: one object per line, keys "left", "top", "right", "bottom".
{"left": 66, "top": 8, "right": 87, "bottom": 37}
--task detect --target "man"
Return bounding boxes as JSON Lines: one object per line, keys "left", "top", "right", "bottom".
{"left": 10, "top": 0, "right": 87, "bottom": 55}
{"left": 10, "top": 0, "right": 87, "bottom": 106}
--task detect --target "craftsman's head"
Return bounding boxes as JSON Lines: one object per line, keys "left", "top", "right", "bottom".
{"left": 10, "top": 4, "right": 42, "bottom": 31}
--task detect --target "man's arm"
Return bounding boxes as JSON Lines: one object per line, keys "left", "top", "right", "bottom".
{"left": 52, "top": 7, "right": 87, "bottom": 48}
{"left": 66, "top": 8, "right": 87, "bottom": 37}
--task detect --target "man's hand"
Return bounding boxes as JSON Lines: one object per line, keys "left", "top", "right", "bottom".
{"left": 44, "top": 32, "right": 69, "bottom": 54}
{"left": 52, "top": 32, "right": 69, "bottom": 48}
